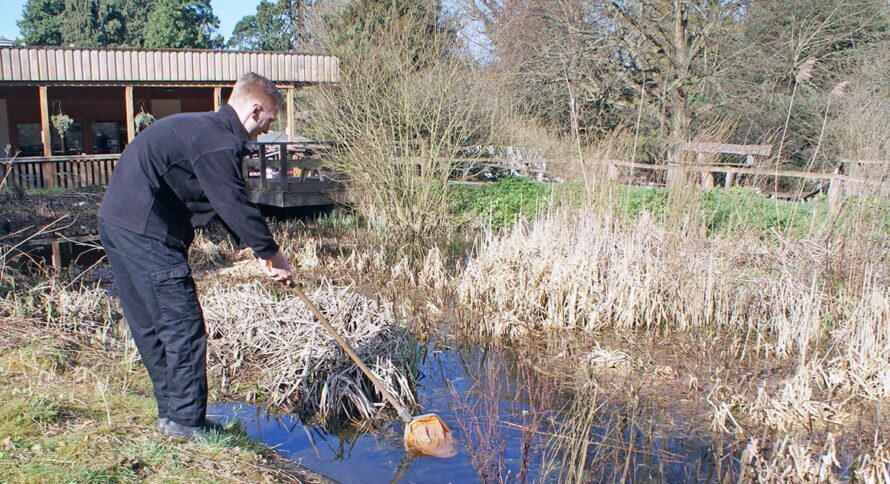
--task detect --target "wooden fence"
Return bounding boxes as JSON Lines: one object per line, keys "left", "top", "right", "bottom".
{"left": 2, "top": 154, "right": 119, "bottom": 190}
{"left": 241, "top": 141, "right": 345, "bottom": 207}
{"left": 603, "top": 158, "right": 889, "bottom": 215}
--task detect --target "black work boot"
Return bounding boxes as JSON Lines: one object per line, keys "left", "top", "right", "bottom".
{"left": 160, "top": 420, "right": 213, "bottom": 442}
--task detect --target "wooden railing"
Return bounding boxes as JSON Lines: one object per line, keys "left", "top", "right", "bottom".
{"left": 2, "top": 154, "right": 119, "bottom": 190}
{"left": 603, "top": 158, "right": 889, "bottom": 215}
{"left": 241, "top": 142, "right": 344, "bottom": 207}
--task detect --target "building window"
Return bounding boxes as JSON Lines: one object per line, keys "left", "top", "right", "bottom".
{"left": 51, "top": 122, "right": 83, "bottom": 155}
{"left": 17, "top": 123, "right": 43, "bottom": 156}
{"left": 92, "top": 121, "right": 125, "bottom": 154}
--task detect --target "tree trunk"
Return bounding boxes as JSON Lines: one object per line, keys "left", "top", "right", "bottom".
{"left": 669, "top": 0, "right": 690, "bottom": 161}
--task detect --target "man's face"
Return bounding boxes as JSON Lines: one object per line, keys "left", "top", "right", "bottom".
{"left": 246, "top": 99, "right": 279, "bottom": 138}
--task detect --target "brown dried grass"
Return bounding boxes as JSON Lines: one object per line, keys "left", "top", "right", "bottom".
{"left": 200, "top": 275, "right": 417, "bottom": 424}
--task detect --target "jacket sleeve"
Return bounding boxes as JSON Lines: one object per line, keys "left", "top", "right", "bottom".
{"left": 193, "top": 149, "right": 279, "bottom": 259}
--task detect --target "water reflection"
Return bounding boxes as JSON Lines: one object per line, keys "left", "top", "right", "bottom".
{"left": 209, "top": 344, "right": 552, "bottom": 483}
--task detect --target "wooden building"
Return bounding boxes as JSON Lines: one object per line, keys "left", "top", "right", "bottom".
{"left": 0, "top": 46, "right": 338, "bottom": 159}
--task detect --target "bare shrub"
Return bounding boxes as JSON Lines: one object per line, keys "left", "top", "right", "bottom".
{"left": 305, "top": 9, "right": 506, "bottom": 239}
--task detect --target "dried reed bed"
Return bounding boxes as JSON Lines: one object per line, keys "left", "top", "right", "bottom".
{"left": 458, "top": 209, "right": 888, "bottom": 359}
{"left": 740, "top": 434, "right": 890, "bottom": 483}
{"left": 199, "top": 277, "right": 417, "bottom": 424}
{"left": 456, "top": 207, "right": 890, "bottom": 454}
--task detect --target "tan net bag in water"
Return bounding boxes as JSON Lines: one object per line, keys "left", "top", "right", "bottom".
{"left": 291, "top": 283, "right": 457, "bottom": 459}
{"left": 404, "top": 414, "right": 457, "bottom": 458}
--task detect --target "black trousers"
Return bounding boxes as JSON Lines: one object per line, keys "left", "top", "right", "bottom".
{"left": 98, "top": 219, "right": 208, "bottom": 427}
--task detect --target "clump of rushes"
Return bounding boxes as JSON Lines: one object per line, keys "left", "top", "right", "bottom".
{"left": 457, "top": 207, "right": 889, "bottom": 390}
{"left": 200, "top": 278, "right": 417, "bottom": 425}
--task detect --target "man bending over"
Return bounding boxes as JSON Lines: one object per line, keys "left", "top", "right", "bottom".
{"left": 98, "top": 72, "right": 293, "bottom": 440}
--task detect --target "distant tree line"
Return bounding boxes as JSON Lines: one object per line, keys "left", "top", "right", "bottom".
{"left": 18, "top": 0, "right": 224, "bottom": 49}
{"left": 465, "top": 0, "right": 889, "bottom": 164}
{"left": 16, "top": 0, "right": 889, "bottom": 166}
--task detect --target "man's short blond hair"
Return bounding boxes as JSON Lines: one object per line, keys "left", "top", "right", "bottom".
{"left": 230, "top": 72, "right": 285, "bottom": 109}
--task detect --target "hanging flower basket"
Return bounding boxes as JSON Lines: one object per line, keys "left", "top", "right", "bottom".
{"left": 135, "top": 111, "right": 156, "bottom": 134}
{"left": 51, "top": 113, "right": 74, "bottom": 138}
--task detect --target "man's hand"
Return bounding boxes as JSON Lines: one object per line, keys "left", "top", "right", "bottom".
{"left": 259, "top": 250, "right": 293, "bottom": 285}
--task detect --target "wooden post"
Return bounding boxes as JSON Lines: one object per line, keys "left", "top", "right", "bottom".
{"left": 39, "top": 86, "right": 51, "bottom": 157}
{"left": 38, "top": 85, "right": 56, "bottom": 188}
{"left": 125, "top": 85, "right": 136, "bottom": 143}
{"left": 51, "top": 239, "right": 62, "bottom": 272}
{"left": 286, "top": 87, "right": 295, "bottom": 141}
{"left": 701, "top": 171, "right": 714, "bottom": 189}
{"left": 607, "top": 162, "right": 619, "bottom": 182}
{"left": 213, "top": 86, "right": 223, "bottom": 112}
{"left": 725, "top": 171, "right": 735, "bottom": 190}
{"left": 828, "top": 174, "right": 843, "bottom": 216}
{"left": 259, "top": 145, "right": 267, "bottom": 191}
{"left": 667, "top": 164, "right": 684, "bottom": 188}
{"left": 279, "top": 142, "right": 288, "bottom": 190}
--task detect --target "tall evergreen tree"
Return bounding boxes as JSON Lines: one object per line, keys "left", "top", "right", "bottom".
{"left": 18, "top": 0, "right": 65, "bottom": 46}
{"left": 16, "top": 0, "right": 222, "bottom": 49}
{"left": 229, "top": 0, "right": 314, "bottom": 51}
{"left": 142, "top": 0, "right": 224, "bottom": 49}
{"left": 59, "top": 0, "right": 132, "bottom": 47}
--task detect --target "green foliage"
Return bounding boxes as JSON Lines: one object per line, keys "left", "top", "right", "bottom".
{"left": 451, "top": 177, "right": 552, "bottom": 228}
{"left": 316, "top": 212, "right": 361, "bottom": 231}
{"left": 17, "top": 0, "right": 221, "bottom": 49}
{"left": 609, "top": 186, "right": 828, "bottom": 237}
{"left": 229, "top": 0, "right": 313, "bottom": 51}
{"left": 142, "top": 0, "right": 224, "bottom": 49}
{"left": 50, "top": 114, "right": 73, "bottom": 137}
{"left": 134, "top": 111, "right": 156, "bottom": 133}
{"left": 19, "top": 0, "right": 150, "bottom": 47}
{"left": 17, "top": 0, "right": 64, "bottom": 45}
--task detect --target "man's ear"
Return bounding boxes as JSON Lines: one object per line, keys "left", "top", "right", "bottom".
{"left": 251, "top": 103, "right": 263, "bottom": 119}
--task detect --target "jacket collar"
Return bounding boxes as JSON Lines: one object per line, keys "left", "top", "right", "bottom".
{"left": 217, "top": 104, "right": 250, "bottom": 146}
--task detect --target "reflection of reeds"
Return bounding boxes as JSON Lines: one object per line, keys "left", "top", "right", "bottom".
{"left": 544, "top": 387, "right": 602, "bottom": 483}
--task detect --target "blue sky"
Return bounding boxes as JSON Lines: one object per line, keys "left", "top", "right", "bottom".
{"left": 0, "top": 0, "right": 263, "bottom": 42}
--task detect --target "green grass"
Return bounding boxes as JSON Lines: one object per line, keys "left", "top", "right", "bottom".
{"left": 317, "top": 211, "right": 362, "bottom": 231}
{"left": 451, "top": 176, "right": 889, "bottom": 239}
{"left": 0, "top": 328, "right": 315, "bottom": 482}
{"left": 450, "top": 176, "right": 552, "bottom": 227}
{"left": 597, "top": 185, "right": 833, "bottom": 237}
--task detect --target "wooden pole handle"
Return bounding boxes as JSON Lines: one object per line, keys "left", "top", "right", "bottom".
{"left": 291, "top": 283, "right": 413, "bottom": 423}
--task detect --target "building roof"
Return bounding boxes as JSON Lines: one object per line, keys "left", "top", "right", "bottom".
{"left": 0, "top": 46, "right": 338, "bottom": 85}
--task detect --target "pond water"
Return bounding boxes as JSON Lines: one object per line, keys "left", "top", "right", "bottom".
{"left": 209, "top": 342, "right": 725, "bottom": 483}
{"left": 3, "top": 235, "right": 104, "bottom": 272}
{"left": 210, "top": 344, "right": 555, "bottom": 483}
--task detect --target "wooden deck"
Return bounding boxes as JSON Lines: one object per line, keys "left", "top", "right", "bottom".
{"left": 241, "top": 141, "right": 345, "bottom": 207}
{"left": 1, "top": 154, "right": 119, "bottom": 189}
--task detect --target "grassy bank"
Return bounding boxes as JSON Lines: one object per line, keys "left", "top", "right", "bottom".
{"left": 449, "top": 176, "right": 859, "bottom": 238}
{"left": 0, "top": 319, "right": 320, "bottom": 482}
